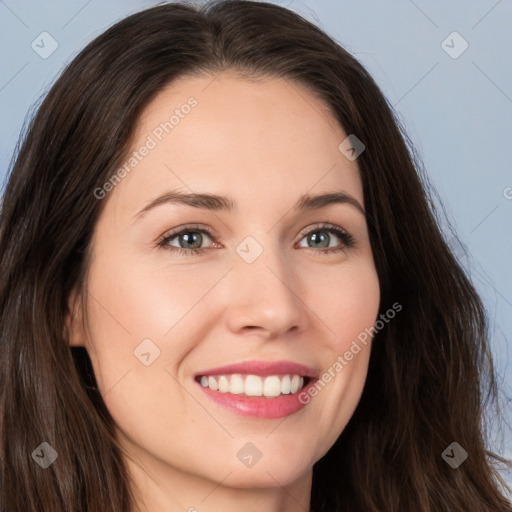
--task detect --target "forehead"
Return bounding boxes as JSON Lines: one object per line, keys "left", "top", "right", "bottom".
{"left": 107, "top": 72, "right": 363, "bottom": 218}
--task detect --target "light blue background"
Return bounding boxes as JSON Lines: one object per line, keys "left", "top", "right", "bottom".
{"left": 1, "top": 0, "right": 511, "bottom": 494}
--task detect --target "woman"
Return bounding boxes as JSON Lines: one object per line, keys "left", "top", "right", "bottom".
{"left": 0, "top": 1, "right": 510, "bottom": 510}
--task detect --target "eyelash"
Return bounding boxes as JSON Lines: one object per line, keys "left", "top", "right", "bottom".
{"left": 157, "top": 223, "right": 356, "bottom": 257}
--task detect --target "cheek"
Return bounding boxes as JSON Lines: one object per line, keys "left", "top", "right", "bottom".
{"left": 84, "top": 245, "right": 209, "bottom": 347}
{"left": 329, "top": 261, "right": 380, "bottom": 382}
{"left": 312, "top": 258, "right": 381, "bottom": 346}
{"left": 302, "top": 260, "right": 380, "bottom": 438}
{"left": 82, "top": 244, "right": 226, "bottom": 417}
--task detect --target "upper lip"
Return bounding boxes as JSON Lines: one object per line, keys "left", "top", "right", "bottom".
{"left": 194, "top": 360, "right": 319, "bottom": 379}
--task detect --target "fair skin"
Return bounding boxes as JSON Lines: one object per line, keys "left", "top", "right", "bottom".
{"left": 67, "top": 72, "right": 380, "bottom": 512}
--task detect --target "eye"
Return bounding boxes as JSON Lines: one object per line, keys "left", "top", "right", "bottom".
{"left": 296, "top": 223, "right": 355, "bottom": 254}
{"left": 157, "top": 222, "right": 355, "bottom": 257}
{"left": 157, "top": 224, "right": 215, "bottom": 257}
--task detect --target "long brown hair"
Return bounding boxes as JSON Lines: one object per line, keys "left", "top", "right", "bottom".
{"left": 1, "top": 1, "right": 510, "bottom": 510}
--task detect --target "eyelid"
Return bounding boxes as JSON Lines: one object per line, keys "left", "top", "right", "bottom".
{"left": 158, "top": 223, "right": 218, "bottom": 243}
{"left": 296, "top": 222, "right": 344, "bottom": 240}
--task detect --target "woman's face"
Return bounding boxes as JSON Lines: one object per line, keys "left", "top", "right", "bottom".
{"left": 68, "top": 72, "right": 380, "bottom": 502}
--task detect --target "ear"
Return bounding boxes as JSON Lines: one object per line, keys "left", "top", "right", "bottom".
{"left": 65, "top": 287, "right": 86, "bottom": 347}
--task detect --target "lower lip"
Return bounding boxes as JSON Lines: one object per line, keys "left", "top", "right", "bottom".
{"left": 195, "top": 378, "right": 317, "bottom": 419}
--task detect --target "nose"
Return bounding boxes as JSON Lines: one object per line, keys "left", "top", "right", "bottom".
{"left": 224, "top": 241, "right": 310, "bottom": 339}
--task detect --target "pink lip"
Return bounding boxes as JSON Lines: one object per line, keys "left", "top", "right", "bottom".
{"left": 194, "top": 359, "right": 319, "bottom": 379}
{"left": 194, "top": 359, "right": 319, "bottom": 419}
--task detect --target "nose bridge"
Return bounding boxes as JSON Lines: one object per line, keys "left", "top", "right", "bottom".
{"left": 238, "top": 230, "right": 293, "bottom": 286}
{"left": 226, "top": 233, "right": 306, "bottom": 333}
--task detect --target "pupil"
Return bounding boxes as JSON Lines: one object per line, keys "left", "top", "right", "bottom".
{"left": 309, "top": 231, "right": 329, "bottom": 248}
{"left": 181, "top": 232, "right": 201, "bottom": 249}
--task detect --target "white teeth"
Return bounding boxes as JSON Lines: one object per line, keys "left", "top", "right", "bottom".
{"left": 290, "top": 375, "right": 301, "bottom": 393}
{"left": 229, "top": 374, "right": 245, "bottom": 394}
{"left": 281, "top": 374, "right": 291, "bottom": 394}
{"left": 198, "top": 374, "right": 306, "bottom": 397}
{"left": 245, "top": 375, "right": 263, "bottom": 396}
{"left": 208, "top": 376, "right": 218, "bottom": 391}
{"left": 263, "top": 376, "right": 282, "bottom": 397}
{"left": 218, "top": 375, "right": 230, "bottom": 393}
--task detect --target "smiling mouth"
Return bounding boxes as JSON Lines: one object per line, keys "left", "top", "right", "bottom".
{"left": 194, "top": 373, "right": 312, "bottom": 398}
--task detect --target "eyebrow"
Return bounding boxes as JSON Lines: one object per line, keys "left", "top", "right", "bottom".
{"left": 133, "top": 190, "right": 365, "bottom": 222}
